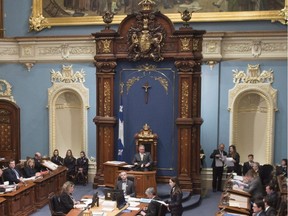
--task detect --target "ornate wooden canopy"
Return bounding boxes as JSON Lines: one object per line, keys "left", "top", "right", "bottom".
{"left": 92, "top": 1, "right": 205, "bottom": 194}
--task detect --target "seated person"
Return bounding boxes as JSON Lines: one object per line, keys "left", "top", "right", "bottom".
{"left": 115, "top": 171, "right": 135, "bottom": 197}
{"left": 265, "top": 184, "right": 278, "bottom": 209}
{"left": 132, "top": 144, "right": 153, "bottom": 171}
{"left": 140, "top": 187, "right": 163, "bottom": 216}
{"left": 3, "top": 159, "right": 24, "bottom": 185}
{"left": 242, "top": 154, "right": 254, "bottom": 176}
{"left": 34, "top": 152, "right": 46, "bottom": 172}
{"left": 276, "top": 158, "right": 287, "bottom": 177}
{"left": 252, "top": 199, "right": 266, "bottom": 216}
{"left": 0, "top": 168, "right": 7, "bottom": 192}
{"left": 58, "top": 181, "right": 81, "bottom": 214}
{"left": 51, "top": 149, "right": 64, "bottom": 165}
{"left": 64, "top": 149, "right": 76, "bottom": 181}
{"left": 241, "top": 169, "right": 263, "bottom": 202}
{"left": 264, "top": 195, "right": 277, "bottom": 216}
{"left": 75, "top": 151, "right": 88, "bottom": 185}
{"left": 23, "top": 158, "right": 42, "bottom": 178}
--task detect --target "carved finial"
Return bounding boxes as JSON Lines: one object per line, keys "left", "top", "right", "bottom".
{"left": 138, "top": 0, "right": 156, "bottom": 11}
{"left": 179, "top": 9, "right": 193, "bottom": 28}
{"left": 102, "top": 11, "right": 114, "bottom": 30}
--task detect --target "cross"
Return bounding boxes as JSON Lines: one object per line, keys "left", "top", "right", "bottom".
{"left": 142, "top": 82, "right": 151, "bottom": 104}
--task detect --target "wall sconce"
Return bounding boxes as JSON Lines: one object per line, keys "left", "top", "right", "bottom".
{"left": 205, "top": 60, "right": 218, "bottom": 70}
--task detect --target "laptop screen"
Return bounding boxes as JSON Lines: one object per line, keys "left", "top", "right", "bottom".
{"left": 115, "top": 191, "right": 127, "bottom": 209}
{"left": 104, "top": 189, "right": 124, "bottom": 201}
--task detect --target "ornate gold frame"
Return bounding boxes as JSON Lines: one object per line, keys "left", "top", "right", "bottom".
{"left": 30, "top": 0, "right": 288, "bottom": 31}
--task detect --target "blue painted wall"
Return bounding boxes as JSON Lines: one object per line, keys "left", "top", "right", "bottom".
{"left": 1, "top": 0, "right": 287, "bottom": 168}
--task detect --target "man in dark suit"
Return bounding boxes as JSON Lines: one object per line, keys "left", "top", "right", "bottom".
{"left": 3, "top": 160, "right": 23, "bottom": 185}
{"left": 140, "top": 187, "right": 163, "bottom": 216}
{"left": 115, "top": 171, "right": 135, "bottom": 197}
{"left": 132, "top": 144, "right": 153, "bottom": 171}
{"left": 242, "top": 154, "right": 254, "bottom": 176}
{"left": 265, "top": 184, "right": 278, "bottom": 209}
{"left": 252, "top": 200, "right": 266, "bottom": 216}
{"left": 243, "top": 169, "right": 263, "bottom": 202}
{"left": 210, "top": 143, "right": 227, "bottom": 192}
{"left": 34, "top": 152, "right": 45, "bottom": 172}
{"left": 264, "top": 195, "right": 277, "bottom": 216}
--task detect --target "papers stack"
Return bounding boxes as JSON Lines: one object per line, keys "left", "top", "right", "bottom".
{"left": 101, "top": 200, "right": 116, "bottom": 212}
{"left": 140, "top": 198, "right": 151, "bottom": 203}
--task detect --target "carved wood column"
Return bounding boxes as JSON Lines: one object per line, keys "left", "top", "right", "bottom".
{"left": 174, "top": 29, "right": 204, "bottom": 194}
{"left": 92, "top": 30, "right": 118, "bottom": 188}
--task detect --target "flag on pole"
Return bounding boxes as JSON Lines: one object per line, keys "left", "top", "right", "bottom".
{"left": 117, "top": 97, "right": 124, "bottom": 161}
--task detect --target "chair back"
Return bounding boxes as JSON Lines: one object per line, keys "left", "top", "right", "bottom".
{"left": 48, "top": 192, "right": 65, "bottom": 216}
{"left": 158, "top": 204, "right": 167, "bottom": 216}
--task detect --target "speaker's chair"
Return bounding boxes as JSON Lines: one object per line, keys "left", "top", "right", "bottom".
{"left": 134, "top": 124, "right": 158, "bottom": 169}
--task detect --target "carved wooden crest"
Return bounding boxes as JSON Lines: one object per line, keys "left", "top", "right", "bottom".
{"left": 127, "top": 11, "right": 166, "bottom": 62}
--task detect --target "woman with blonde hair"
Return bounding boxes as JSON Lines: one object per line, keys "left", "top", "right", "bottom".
{"left": 23, "top": 158, "right": 41, "bottom": 178}
{"left": 58, "top": 181, "right": 80, "bottom": 213}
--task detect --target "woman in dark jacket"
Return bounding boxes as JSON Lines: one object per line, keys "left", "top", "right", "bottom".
{"left": 64, "top": 149, "right": 76, "bottom": 181}
{"left": 58, "top": 181, "right": 80, "bottom": 213}
{"left": 227, "top": 145, "right": 240, "bottom": 175}
{"left": 167, "top": 177, "right": 183, "bottom": 216}
{"left": 75, "top": 151, "right": 89, "bottom": 185}
{"left": 23, "top": 158, "right": 41, "bottom": 178}
{"left": 51, "top": 149, "right": 64, "bottom": 166}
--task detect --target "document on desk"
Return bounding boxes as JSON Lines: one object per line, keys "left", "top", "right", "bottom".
{"left": 128, "top": 201, "right": 140, "bottom": 207}
{"left": 229, "top": 201, "right": 240, "bottom": 208}
{"left": 102, "top": 207, "right": 115, "bottom": 212}
{"left": 127, "top": 206, "right": 140, "bottom": 211}
{"left": 105, "top": 161, "right": 126, "bottom": 165}
{"left": 92, "top": 212, "right": 104, "bottom": 216}
{"left": 75, "top": 203, "right": 88, "bottom": 209}
{"left": 152, "top": 200, "right": 167, "bottom": 205}
{"left": 140, "top": 198, "right": 151, "bottom": 203}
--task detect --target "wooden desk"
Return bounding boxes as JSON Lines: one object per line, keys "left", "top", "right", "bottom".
{"left": 67, "top": 202, "right": 146, "bottom": 216}
{"left": 0, "top": 197, "right": 6, "bottom": 216}
{"left": 227, "top": 189, "right": 251, "bottom": 197}
{"left": 0, "top": 182, "right": 36, "bottom": 216}
{"left": 103, "top": 161, "right": 127, "bottom": 187}
{"left": 32, "top": 166, "right": 67, "bottom": 208}
{"left": 125, "top": 170, "right": 157, "bottom": 198}
{"left": 218, "top": 192, "right": 250, "bottom": 215}
{"left": 215, "top": 210, "right": 249, "bottom": 216}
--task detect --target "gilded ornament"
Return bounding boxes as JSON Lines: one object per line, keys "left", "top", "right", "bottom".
{"left": 233, "top": 64, "right": 274, "bottom": 84}
{"left": 180, "top": 38, "right": 191, "bottom": 51}
{"left": 103, "top": 81, "right": 111, "bottom": 116}
{"left": 181, "top": 81, "right": 189, "bottom": 118}
{"left": 51, "top": 65, "right": 85, "bottom": 83}
{"left": 101, "top": 40, "right": 112, "bottom": 53}
{"left": 29, "top": 13, "right": 50, "bottom": 32}
{"left": 127, "top": 12, "right": 166, "bottom": 62}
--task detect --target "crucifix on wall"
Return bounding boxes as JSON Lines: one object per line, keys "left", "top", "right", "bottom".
{"left": 142, "top": 82, "right": 151, "bottom": 104}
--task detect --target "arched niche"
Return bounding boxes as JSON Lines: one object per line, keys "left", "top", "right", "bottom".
{"left": 228, "top": 65, "right": 277, "bottom": 164}
{"left": 48, "top": 65, "right": 89, "bottom": 157}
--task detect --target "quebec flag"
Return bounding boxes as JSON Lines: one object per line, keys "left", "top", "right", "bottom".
{"left": 117, "top": 98, "right": 124, "bottom": 161}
